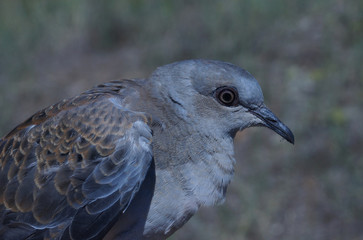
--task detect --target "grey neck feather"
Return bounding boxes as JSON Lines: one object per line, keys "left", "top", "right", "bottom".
{"left": 152, "top": 117, "right": 236, "bottom": 206}
{"left": 142, "top": 118, "right": 236, "bottom": 237}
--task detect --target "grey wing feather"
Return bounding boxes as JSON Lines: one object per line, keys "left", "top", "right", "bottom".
{"left": 0, "top": 82, "right": 153, "bottom": 239}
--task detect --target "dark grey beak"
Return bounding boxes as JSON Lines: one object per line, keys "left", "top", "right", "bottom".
{"left": 250, "top": 106, "right": 295, "bottom": 144}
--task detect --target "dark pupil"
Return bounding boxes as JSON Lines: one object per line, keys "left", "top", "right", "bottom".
{"left": 221, "top": 91, "right": 233, "bottom": 103}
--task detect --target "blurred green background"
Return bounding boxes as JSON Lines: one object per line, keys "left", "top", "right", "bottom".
{"left": 0, "top": 1, "right": 362, "bottom": 239}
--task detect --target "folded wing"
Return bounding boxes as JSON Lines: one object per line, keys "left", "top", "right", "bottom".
{"left": 0, "top": 82, "right": 153, "bottom": 239}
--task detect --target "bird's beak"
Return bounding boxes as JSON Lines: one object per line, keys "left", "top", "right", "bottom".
{"left": 249, "top": 105, "right": 294, "bottom": 144}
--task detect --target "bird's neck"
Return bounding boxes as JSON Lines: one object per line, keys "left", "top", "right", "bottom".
{"left": 143, "top": 125, "right": 236, "bottom": 238}
{"left": 152, "top": 123, "right": 236, "bottom": 207}
{"left": 177, "top": 133, "right": 236, "bottom": 206}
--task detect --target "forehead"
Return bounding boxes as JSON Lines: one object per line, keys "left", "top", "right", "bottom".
{"left": 202, "top": 60, "right": 254, "bottom": 79}
{"left": 190, "top": 60, "right": 264, "bottom": 105}
{"left": 190, "top": 60, "right": 253, "bottom": 86}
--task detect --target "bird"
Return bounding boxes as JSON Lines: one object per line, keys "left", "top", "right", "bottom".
{"left": 0, "top": 59, "right": 294, "bottom": 240}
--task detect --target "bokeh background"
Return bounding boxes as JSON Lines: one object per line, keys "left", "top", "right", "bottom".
{"left": 0, "top": 1, "right": 362, "bottom": 239}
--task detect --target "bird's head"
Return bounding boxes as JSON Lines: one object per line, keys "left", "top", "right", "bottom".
{"left": 148, "top": 59, "right": 294, "bottom": 144}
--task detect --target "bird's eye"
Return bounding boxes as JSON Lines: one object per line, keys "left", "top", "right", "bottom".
{"left": 215, "top": 87, "right": 239, "bottom": 107}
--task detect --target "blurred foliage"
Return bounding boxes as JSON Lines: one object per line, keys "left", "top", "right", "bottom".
{"left": 0, "top": 0, "right": 362, "bottom": 239}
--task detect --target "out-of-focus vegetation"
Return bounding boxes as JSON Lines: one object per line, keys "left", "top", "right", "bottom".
{"left": 0, "top": 1, "right": 362, "bottom": 239}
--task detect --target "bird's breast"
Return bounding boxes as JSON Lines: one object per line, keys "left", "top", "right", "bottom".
{"left": 142, "top": 134, "right": 235, "bottom": 238}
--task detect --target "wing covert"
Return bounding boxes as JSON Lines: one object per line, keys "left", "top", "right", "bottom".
{"left": 0, "top": 85, "right": 153, "bottom": 239}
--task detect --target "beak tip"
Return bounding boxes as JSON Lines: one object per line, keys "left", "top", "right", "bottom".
{"left": 287, "top": 134, "right": 295, "bottom": 145}
{"left": 284, "top": 128, "right": 295, "bottom": 145}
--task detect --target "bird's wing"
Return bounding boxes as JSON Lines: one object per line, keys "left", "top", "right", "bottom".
{"left": 0, "top": 82, "right": 153, "bottom": 239}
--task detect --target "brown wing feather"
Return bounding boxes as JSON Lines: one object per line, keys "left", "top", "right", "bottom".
{"left": 0, "top": 81, "right": 153, "bottom": 239}
{"left": 3, "top": 80, "right": 126, "bottom": 140}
